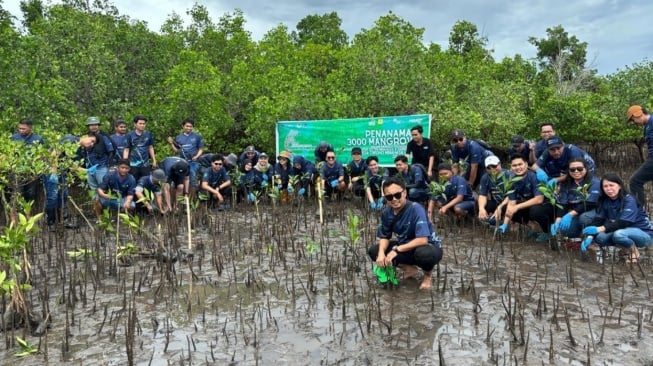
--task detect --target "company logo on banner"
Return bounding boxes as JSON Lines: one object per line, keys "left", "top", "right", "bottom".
{"left": 276, "top": 114, "right": 431, "bottom": 167}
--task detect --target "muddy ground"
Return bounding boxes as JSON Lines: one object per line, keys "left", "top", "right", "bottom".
{"left": 1, "top": 145, "right": 653, "bottom": 365}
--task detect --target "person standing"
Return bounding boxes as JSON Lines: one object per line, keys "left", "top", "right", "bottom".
{"left": 367, "top": 177, "right": 443, "bottom": 290}
{"left": 314, "top": 141, "right": 334, "bottom": 164}
{"left": 110, "top": 119, "right": 129, "bottom": 166}
{"left": 10, "top": 118, "right": 45, "bottom": 202}
{"left": 406, "top": 125, "right": 435, "bottom": 179}
{"left": 626, "top": 105, "right": 653, "bottom": 206}
{"left": 167, "top": 118, "right": 204, "bottom": 196}
{"left": 123, "top": 115, "right": 156, "bottom": 182}
{"left": 450, "top": 129, "right": 495, "bottom": 189}
{"left": 530, "top": 122, "right": 556, "bottom": 163}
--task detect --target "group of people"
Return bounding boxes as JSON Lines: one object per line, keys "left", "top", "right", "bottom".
{"left": 7, "top": 105, "right": 653, "bottom": 287}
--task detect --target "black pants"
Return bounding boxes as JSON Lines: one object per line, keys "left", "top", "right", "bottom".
{"left": 510, "top": 202, "right": 554, "bottom": 232}
{"left": 368, "top": 242, "right": 442, "bottom": 272}
{"left": 630, "top": 158, "right": 653, "bottom": 206}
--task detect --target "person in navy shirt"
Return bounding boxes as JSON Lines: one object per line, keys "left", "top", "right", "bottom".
{"left": 134, "top": 169, "right": 168, "bottom": 214}
{"left": 94, "top": 159, "right": 136, "bottom": 220}
{"left": 367, "top": 177, "right": 443, "bottom": 290}
{"left": 509, "top": 135, "right": 535, "bottom": 165}
{"left": 627, "top": 105, "right": 653, "bottom": 206}
{"left": 550, "top": 158, "right": 600, "bottom": 238}
{"left": 314, "top": 141, "right": 334, "bottom": 164}
{"left": 581, "top": 173, "right": 653, "bottom": 263}
{"left": 532, "top": 136, "right": 596, "bottom": 185}
{"left": 273, "top": 151, "right": 294, "bottom": 192}
{"left": 292, "top": 156, "right": 316, "bottom": 196}
{"left": 10, "top": 118, "right": 45, "bottom": 202}
{"left": 320, "top": 151, "right": 346, "bottom": 199}
{"left": 393, "top": 155, "right": 429, "bottom": 202}
{"left": 160, "top": 156, "right": 190, "bottom": 210}
{"left": 167, "top": 118, "right": 204, "bottom": 195}
{"left": 123, "top": 115, "right": 156, "bottom": 182}
{"left": 477, "top": 155, "right": 512, "bottom": 226}
{"left": 200, "top": 154, "right": 232, "bottom": 208}
{"left": 346, "top": 147, "right": 368, "bottom": 197}
{"left": 365, "top": 156, "right": 385, "bottom": 210}
{"left": 428, "top": 163, "right": 475, "bottom": 221}
{"left": 110, "top": 119, "right": 129, "bottom": 166}
{"left": 531, "top": 122, "right": 556, "bottom": 163}
{"left": 496, "top": 155, "right": 554, "bottom": 242}
{"left": 80, "top": 116, "right": 116, "bottom": 197}
{"left": 450, "top": 129, "right": 495, "bottom": 189}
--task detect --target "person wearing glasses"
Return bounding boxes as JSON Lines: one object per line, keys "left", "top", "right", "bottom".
{"left": 531, "top": 122, "right": 556, "bottom": 163}
{"left": 314, "top": 141, "right": 334, "bottom": 164}
{"left": 626, "top": 105, "right": 653, "bottom": 206}
{"left": 450, "top": 129, "right": 495, "bottom": 189}
{"left": 531, "top": 136, "right": 596, "bottom": 186}
{"left": 477, "top": 155, "right": 512, "bottom": 226}
{"left": 427, "top": 163, "right": 475, "bottom": 222}
{"left": 495, "top": 155, "right": 554, "bottom": 242}
{"left": 550, "top": 158, "right": 600, "bottom": 238}
{"left": 320, "top": 151, "right": 346, "bottom": 199}
{"left": 200, "top": 154, "right": 232, "bottom": 209}
{"left": 367, "top": 177, "right": 443, "bottom": 290}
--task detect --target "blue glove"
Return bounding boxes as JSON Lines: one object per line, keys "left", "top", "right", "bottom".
{"left": 582, "top": 226, "right": 599, "bottom": 236}
{"left": 495, "top": 223, "right": 508, "bottom": 234}
{"left": 546, "top": 178, "right": 558, "bottom": 188}
{"left": 287, "top": 186, "right": 294, "bottom": 194}
{"left": 559, "top": 213, "right": 573, "bottom": 230}
{"left": 261, "top": 181, "right": 268, "bottom": 188}
{"left": 330, "top": 179, "right": 339, "bottom": 188}
{"left": 535, "top": 168, "right": 548, "bottom": 183}
{"left": 298, "top": 188, "right": 306, "bottom": 196}
{"left": 277, "top": 184, "right": 283, "bottom": 190}
{"left": 550, "top": 222, "right": 559, "bottom": 235}
{"left": 262, "top": 174, "right": 268, "bottom": 182}
{"left": 580, "top": 236, "right": 593, "bottom": 252}
{"left": 247, "top": 193, "right": 255, "bottom": 202}
{"left": 376, "top": 197, "right": 384, "bottom": 206}
{"left": 370, "top": 201, "right": 378, "bottom": 210}
{"left": 87, "top": 164, "right": 98, "bottom": 175}
{"left": 48, "top": 173, "right": 59, "bottom": 183}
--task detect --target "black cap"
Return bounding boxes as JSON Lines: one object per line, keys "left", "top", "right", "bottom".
{"left": 511, "top": 135, "right": 524, "bottom": 145}
{"left": 451, "top": 129, "right": 465, "bottom": 139}
{"left": 546, "top": 136, "right": 564, "bottom": 148}
{"left": 351, "top": 147, "right": 362, "bottom": 155}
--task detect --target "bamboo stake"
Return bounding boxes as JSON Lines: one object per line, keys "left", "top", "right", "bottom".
{"left": 186, "top": 195, "right": 192, "bottom": 250}
{"left": 316, "top": 177, "right": 323, "bottom": 224}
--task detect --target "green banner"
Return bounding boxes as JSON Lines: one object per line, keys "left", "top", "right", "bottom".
{"left": 276, "top": 114, "right": 431, "bottom": 167}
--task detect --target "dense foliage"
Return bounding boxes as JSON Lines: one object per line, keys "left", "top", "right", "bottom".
{"left": 1, "top": 0, "right": 652, "bottom": 155}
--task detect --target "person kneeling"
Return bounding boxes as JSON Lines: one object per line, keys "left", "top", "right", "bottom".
{"left": 367, "top": 177, "right": 443, "bottom": 290}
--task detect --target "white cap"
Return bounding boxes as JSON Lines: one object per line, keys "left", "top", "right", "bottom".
{"left": 484, "top": 155, "right": 500, "bottom": 166}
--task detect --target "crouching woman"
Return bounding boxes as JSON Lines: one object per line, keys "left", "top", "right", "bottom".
{"left": 367, "top": 177, "right": 443, "bottom": 290}
{"left": 581, "top": 173, "right": 653, "bottom": 263}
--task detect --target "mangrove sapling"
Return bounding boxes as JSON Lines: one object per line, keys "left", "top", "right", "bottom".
{"left": 0, "top": 212, "right": 43, "bottom": 334}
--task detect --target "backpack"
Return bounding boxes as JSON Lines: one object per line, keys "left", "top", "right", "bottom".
{"left": 473, "top": 139, "right": 491, "bottom": 150}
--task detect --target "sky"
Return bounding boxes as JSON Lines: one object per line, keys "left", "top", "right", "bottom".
{"left": 2, "top": 0, "right": 651, "bottom": 75}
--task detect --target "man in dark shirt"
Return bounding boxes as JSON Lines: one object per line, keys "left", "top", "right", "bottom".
{"left": 627, "top": 105, "right": 653, "bottom": 206}
{"left": 367, "top": 177, "right": 443, "bottom": 290}
{"left": 406, "top": 125, "right": 435, "bottom": 179}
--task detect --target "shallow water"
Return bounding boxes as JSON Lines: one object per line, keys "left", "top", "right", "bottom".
{"left": 1, "top": 198, "right": 652, "bottom": 366}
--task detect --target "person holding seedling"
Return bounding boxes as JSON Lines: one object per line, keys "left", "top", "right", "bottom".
{"left": 134, "top": 169, "right": 168, "bottom": 214}
{"left": 94, "top": 159, "right": 136, "bottom": 220}
{"left": 160, "top": 156, "right": 190, "bottom": 211}
{"left": 550, "top": 157, "right": 600, "bottom": 238}
{"left": 580, "top": 173, "right": 653, "bottom": 263}
{"left": 200, "top": 154, "right": 232, "bottom": 209}
{"left": 367, "top": 177, "right": 443, "bottom": 290}
{"left": 320, "top": 151, "right": 346, "bottom": 200}
{"left": 427, "top": 163, "right": 475, "bottom": 221}
{"left": 496, "top": 155, "right": 553, "bottom": 242}
{"left": 292, "top": 155, "right": 316, "bottom": 197}
{"left": 477, "top": 155, "right": 512, "bottom": 227}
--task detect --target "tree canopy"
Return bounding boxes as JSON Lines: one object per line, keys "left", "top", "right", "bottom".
{"left": 0, "top": 1, "right": 650, "bottom": 155}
